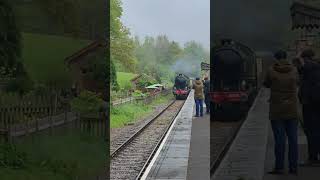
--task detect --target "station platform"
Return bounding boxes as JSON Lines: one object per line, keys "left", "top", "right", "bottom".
{"left": 142, "top": 90, "right": 210, "bottom": 180}
{"left": 212, "top": 88, "right": 320, "bottom": 180}
{"left": 187, "top": 110, "right": 210, "bottom": 180}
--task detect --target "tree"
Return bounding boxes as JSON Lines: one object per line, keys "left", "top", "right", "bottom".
{"left": 0, "top": 0, "right": 33, "bottom": 95}
{"left": 169, "top": 41, "right": 183, "bottom": 63}
{"left": 133, "top": 35, "right": 184, "bottom": 84}
{"left": 110, "top": 59, "right": 119, "bottom": 91}
{"left": 110, "top": 0, "right": 136, "bottom": 72}
{"left": 33, "top": 0, "right": 81, "bottom": 37}
{"left": 0, "top": 0, "right": 22, "bottom": 77}
{"left": 170, "top": 41, "right": 209, "bottom": 78}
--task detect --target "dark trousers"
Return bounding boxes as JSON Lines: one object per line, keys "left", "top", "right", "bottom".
{"left": 302, "top": 104, "right": 320, "bottom": 160}
{"left": 205, "top": 96, "right": 210, "bottom": 113}
{"left": 195, "top": 99, "right": 203, "bottom": 116}
{"left": 271, "top": 120, "right": 298, "bottom": 170}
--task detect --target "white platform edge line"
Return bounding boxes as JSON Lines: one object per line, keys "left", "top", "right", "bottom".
{"left": 141, "top": 90, "right": 194, "bottom": 180}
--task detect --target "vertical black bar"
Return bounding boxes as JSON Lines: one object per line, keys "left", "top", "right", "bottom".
{"left": 210, "top": 0, "right": 214, "bottom": 122}
{"left": 106, "top": 0, "right": 110, "bottom": 179}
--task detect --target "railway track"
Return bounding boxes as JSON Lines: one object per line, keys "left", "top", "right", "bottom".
{"left": 210, "top": 119, "right": 245, "bottom": 178}
{"left": 110, "top": 101, "right": 173, "bottom": 154}
{"left": 110, "top": 100, "right": 185, "bottom": 180}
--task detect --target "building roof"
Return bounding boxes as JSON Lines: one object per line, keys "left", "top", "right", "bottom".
{"left": 291, "top": 1, "right": 320, "bottom": 29}
{"left": 130, "top": 74, "right": 156, "bottom": 84}
{"left": 65, "top": 39, "right": 107, "bottom": 66}
{"left": 130, "top": 74, "right": 142, "bottom": 82}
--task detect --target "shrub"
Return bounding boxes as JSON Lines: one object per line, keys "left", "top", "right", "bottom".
{"left": 70, "top": 90, "right": 104, "bottom": 117}
{"left": 0, "top": 143, "right": 28, "bottom": 169}
{"left": 132, "top": 90, "right": 146, "bottom": 97}
{"left": 4, "top": 77, "right": 33, "bottom": 95}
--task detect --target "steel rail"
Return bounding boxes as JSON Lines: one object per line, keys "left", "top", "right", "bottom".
{"left": 135, "top": 100, "right": 186, "bottom": 180}
{"left": 110, "top": 100, "right": 177, "bottom": 159}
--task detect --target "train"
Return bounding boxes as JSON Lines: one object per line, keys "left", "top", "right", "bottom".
{"left": 210, "top": 39, "right": 264, "bottom": 120}
{"left": 173, "top": 74, "right": 191, "bottom": 100}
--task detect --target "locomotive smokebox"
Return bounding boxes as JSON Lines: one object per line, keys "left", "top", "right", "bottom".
{"left": 213, "top": 49, "right": 244, "bottom": 80}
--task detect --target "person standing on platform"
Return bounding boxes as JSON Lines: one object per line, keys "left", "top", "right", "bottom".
{"left": 203, "top": 77, "right": 210, "bottom": 114}
{"left": 264, "top": 50, "right": 299, "bottom": 175}
{"left": 295, "top": 49, "right": 320, "bottom": 166}
{"left": 193, "top": 77, "right": 204, "bottom": 117}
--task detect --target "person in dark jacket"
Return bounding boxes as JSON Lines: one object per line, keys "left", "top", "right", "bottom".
{"left": 296, "top": 49, "right": 320, "bottom": 166}
{"left": 203, "top": 77, "right": 210, "bottom": 114}
{"left": 193, "top": 77, "right": 204, "bottom": 117}
{"left": 264, "top": 50, "right": 299, "bottom": 175}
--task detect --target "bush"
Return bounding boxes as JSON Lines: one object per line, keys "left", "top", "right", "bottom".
{"left": 70, "top": 90, "right": 104, "bottom": 117}
{"left": 132, "top": 90, "right": 146, "bottom": 97}
{"left": 32, "top": 83, "right": 49, "bottom": 96}
{"left": 0, "top": 143, "right": 28, "bottom": 169}
{"left": 4, "top": 77, "right": 33, "bottom": 95}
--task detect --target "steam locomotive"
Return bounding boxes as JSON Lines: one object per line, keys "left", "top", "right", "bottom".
{"left": 173, "top": 74, "right": 191, "bottom": 100}
{"left": 210, "top": 39, "right": 263, "bottom": 119}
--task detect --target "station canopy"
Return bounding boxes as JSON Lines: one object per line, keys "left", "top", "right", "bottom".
{"left": 291, "top": 1, "right": 320, "bottom": 29}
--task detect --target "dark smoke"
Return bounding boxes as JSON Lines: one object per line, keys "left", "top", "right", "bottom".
{"left": 212, "top": 0, "right": 295, "bottom": 51}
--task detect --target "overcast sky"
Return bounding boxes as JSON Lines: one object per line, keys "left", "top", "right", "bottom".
{"left": 121, "top": 0, "right": 210, "bottom": 49}
{"left": 212, "top": 0, "right": 294, "bottom": 51}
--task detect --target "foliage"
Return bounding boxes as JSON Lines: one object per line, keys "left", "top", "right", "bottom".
{"left": 110, "top": 0, "right": 137, "bottom": 72}
{"left": 132, "top": 90, "right": 146, "bottom": 97}
{"left": 0, "top": 144, "right": 27, "bottom": 169}
{"left": 4, "top": 76, "right": 33, "bottom": 95}
{"left": 110, "top": 60, "right": 119, "bottom": 91}
{"left": 0, "top": 131, "right": 107, "bottom": 180}
{"left": 84, "top": 49, "right": 108, "bottom": 91}
{"left": 116, "top": 72, "right": 136, "bottom": 90}
{"left": 171, "top": 41, "right": 209, "bottom": 78}
{"left": 134, "top": 35, "right": 184, "bottom": 84}
{"left": 32, "top": 83, "right": 49, "bottom": 96}
{"left": 12, "top": 0, "right": 106, "bottom": 39}
{"left": 111, "top": 93, "right": 173, "bottom": 128}
{"left": 33, "top": 0, "right": 81, "bottom": 37}
{"left": 135, "top": 74, "right": 157, "bottom": 89}
{"left": 110, "top": 0, "right": 209, "bottom": 88}
{"left": 70, "top": 90, "right": 104, "bottom": 116}
{"left": 0, "top": 0, "right": 23, "bottom": 77}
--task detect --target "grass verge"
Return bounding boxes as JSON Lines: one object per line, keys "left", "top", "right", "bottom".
{"left": 22, "top": 33, "right": 91, "bottom": 84}
{"left": 116, "top": 72, "right": 137, "bottom": 90}
{"left": 111, "top": 94, "right": 173, "bottom": 128}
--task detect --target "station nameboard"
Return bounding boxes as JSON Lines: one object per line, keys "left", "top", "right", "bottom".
{"left": 201, "top": 62, "right": 210, "bottom": 71}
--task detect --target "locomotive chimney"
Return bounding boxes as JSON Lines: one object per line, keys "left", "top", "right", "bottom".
{"left": 221, "top": 39, "right": 233, "bottom": 45}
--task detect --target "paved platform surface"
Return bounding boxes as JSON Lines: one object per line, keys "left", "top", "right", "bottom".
{"left": 212, "top": 88, "right": 270, "bottom": 180}
{"left": 212, "top": 88, "right": 320, "bottom": 180}
{"left": 144, "top": 91, "right": 195, "bottom": 180}
{"left": 263, "top": 118, "right": 320, "bottom": 180}
{"left": 187, "top": 106, "right": 210, "bottom": 180}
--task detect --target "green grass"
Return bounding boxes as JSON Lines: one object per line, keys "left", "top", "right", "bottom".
{"left": 111, "top": 94, "right": 173, "bottom": 128}
{"left": 22, "top": 33, "right": 91, "bottom": 84}
{"left": 0, "top": 128, "right": 107, "bottom": 180}
{"left": 116, "top": 72, "right": 137, "bottom": 90}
